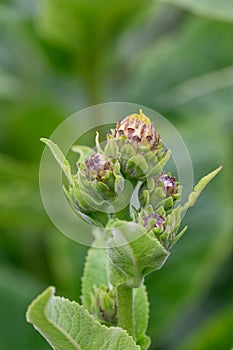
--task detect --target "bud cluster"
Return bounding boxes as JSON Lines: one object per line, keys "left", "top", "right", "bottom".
{"left": 64, "top": 110, "right": 182, "bottom": 247}
{"left": 42, "top": 109, "right": 221, "bottom": 322}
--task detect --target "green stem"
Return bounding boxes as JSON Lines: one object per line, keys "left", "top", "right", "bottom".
{"left": 117, "top": 285, "right": 134, "bottom": 339}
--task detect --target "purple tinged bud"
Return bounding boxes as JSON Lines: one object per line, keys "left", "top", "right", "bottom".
{"left": 85, "top": 154, "right": 113, "bottom": 181}
{"left": 143, "top": 213, "right": 165, "bottom": 231}
{"left": 157, "top": 174, "right": 177, "bottom": 196}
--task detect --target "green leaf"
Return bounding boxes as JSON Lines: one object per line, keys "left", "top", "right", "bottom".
{"left": 104, "top": 138, "right": 120, "bottom": 158}
{"left": 82, "top": 232, "right": 150, "bottom": 348}
{"left": 126, "top": 154, "right": 149, "bottom": 178}
{"left": 40, "top": 138, "right": 74, "bottom": 186}
{"left": 134, "top": 285, "right": 151, "bottom": 350}
{"left": 171, "top": 225, "right": 188, "bottom": 247}
{"left": 81, "top": 233, "right": 109, "bottom": 311}
{"left": 71, "top": 145, "right": 94, "bottom": 163}
{"left": 107, "top": 221, "right": 170, "bottom": 288}
{"left": 27, "top": 287, "right": 140, "bottom": 350}
{"left": 147, "top": 150, "right": 171, "bottom": 178}
{"left": 63, "top": 185, "right": 104, "bottom": 227}
{"left": 158, "top": 0, "right": 233, "bottom": 23}
{"left": 183, "top": 166, "right": 223, "bottom": 211}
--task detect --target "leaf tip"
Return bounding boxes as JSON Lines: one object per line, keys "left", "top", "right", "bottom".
{"left": 217, "top": 164, "right": 223, "bottom": 172}
{"left": 26, "top": 286, "right": 55, "bottom": 323}
{"left": 205, "top": 165, "right": 223, "bottom": 182}
{"left": 40, "top": 137, "right": 48, "bottom": 144}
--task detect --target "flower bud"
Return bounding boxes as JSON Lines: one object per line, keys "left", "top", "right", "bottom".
{"left": 84, "top": 153, "right": 116, "bottom": 195}
{"left": 90, "top": 285, "right": 117, "bottom": 325}
{"left": 106, "top": 110, "right": 169, "bottom": 181}
{"left": 139, "top": 173, "right": 181, "bottom": 212}
{"left": 156, "top": 174, "right": 177, "bottom": 196}
{"left": 143, "top": 213, "right": 165, "bottom": 232}
{"left": 71, "top": 152, "right": 124, "bottom": 218}
{"left": 136, "top": 209, "right": 167, "bottom": 243}
{"left": 114, "top": 110, "right": 159, "bottom": 150}
{"left": 60, "top": 147, "right": 126, "bottom": 227}
{"left": 136, "top": 207, "right": 179, "bottom": 250}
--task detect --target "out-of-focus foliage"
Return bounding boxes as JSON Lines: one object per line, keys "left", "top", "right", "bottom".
{"left": 159, "top": 0, "right": 233, "bottom": 23}
{"left": 0, "top": 0, "right": 232, "bottom": 349}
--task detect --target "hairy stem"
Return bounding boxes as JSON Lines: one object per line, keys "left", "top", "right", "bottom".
{"left": 117, "top": 285, "right": 134, "bottom": 338}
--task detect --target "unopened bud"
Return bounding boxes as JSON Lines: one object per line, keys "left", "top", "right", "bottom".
{"left": 114, "top": 109, "right": 159, "bottom": 150}
{"left": 90, "top": 285, "right": 117, "bottom": 325}
{"left": 85, "top": 154, "right": 113, "bottom": 181}
{"left": 156, "top": 174, "right": 177, "bottom": 196}
{"left": 143, "top": 213, "right": 165, "bottom": 232}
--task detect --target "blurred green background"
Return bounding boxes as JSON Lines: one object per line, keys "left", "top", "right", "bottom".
{"left": 0, "top": 1, "right": 232, "bottom": 349}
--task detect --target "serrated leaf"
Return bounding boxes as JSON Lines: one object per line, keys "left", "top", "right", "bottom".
{"left": 81, "top": 233, "right": 150, "bottom": 348}
{"left": 183, "top": 166, "right": 223, "bottom": 211}
{"left": 40, "top": 138, "right": 74, "bottom": 186}
{"left": 107, "top": 221, "right": 170, "bottom": 288}
{"left": 27, "top": 287, "right": 140, "bottom": 350}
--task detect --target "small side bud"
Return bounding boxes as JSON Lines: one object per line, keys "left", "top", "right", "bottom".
{"left": 140, "top": 173, "right": 181, "bottom": 212}
{"left": 90, "top": 285, "right": 117, "bottom": 325}
{"left": 85, "top": 154, "right": 113, "bottom": 181}
{"left": 83, "top": 153, "right": 116, "bottom": 195}
{"left": 156, "top": 174, "right": 177, "bottom": 196}
{"left": 143, "top": 213, "right": 165, "bottom": 232}
{"left": 67, "top": 150, "right": 125, "bottom": 227}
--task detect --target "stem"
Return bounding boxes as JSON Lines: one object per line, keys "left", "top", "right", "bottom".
{"left": 117, "top": 285, "right": 134, "bottom": 338}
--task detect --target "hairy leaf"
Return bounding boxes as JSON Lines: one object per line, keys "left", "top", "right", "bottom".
{"left": 27, "top": 287, "right": 140, "bottom": 350}
{"left": 71, "top": 145, "right": 94, "bottom": 163}
{"left": 134, "top": 285, "right": 151, "bottom": 350}
{"left": 40, "top": 138, "right": 74, "bottom": 186}
{"left": 81, "top": 232, "right": 150, "bottom": 348}
{"left": 107, "top": 221, "right": 170, "bottom": 288}
{"left": 81, "top": 232, "right": 109, "bottom": 310}
{"left": 183, "top": 166, "right": 223, "bottom": 211}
